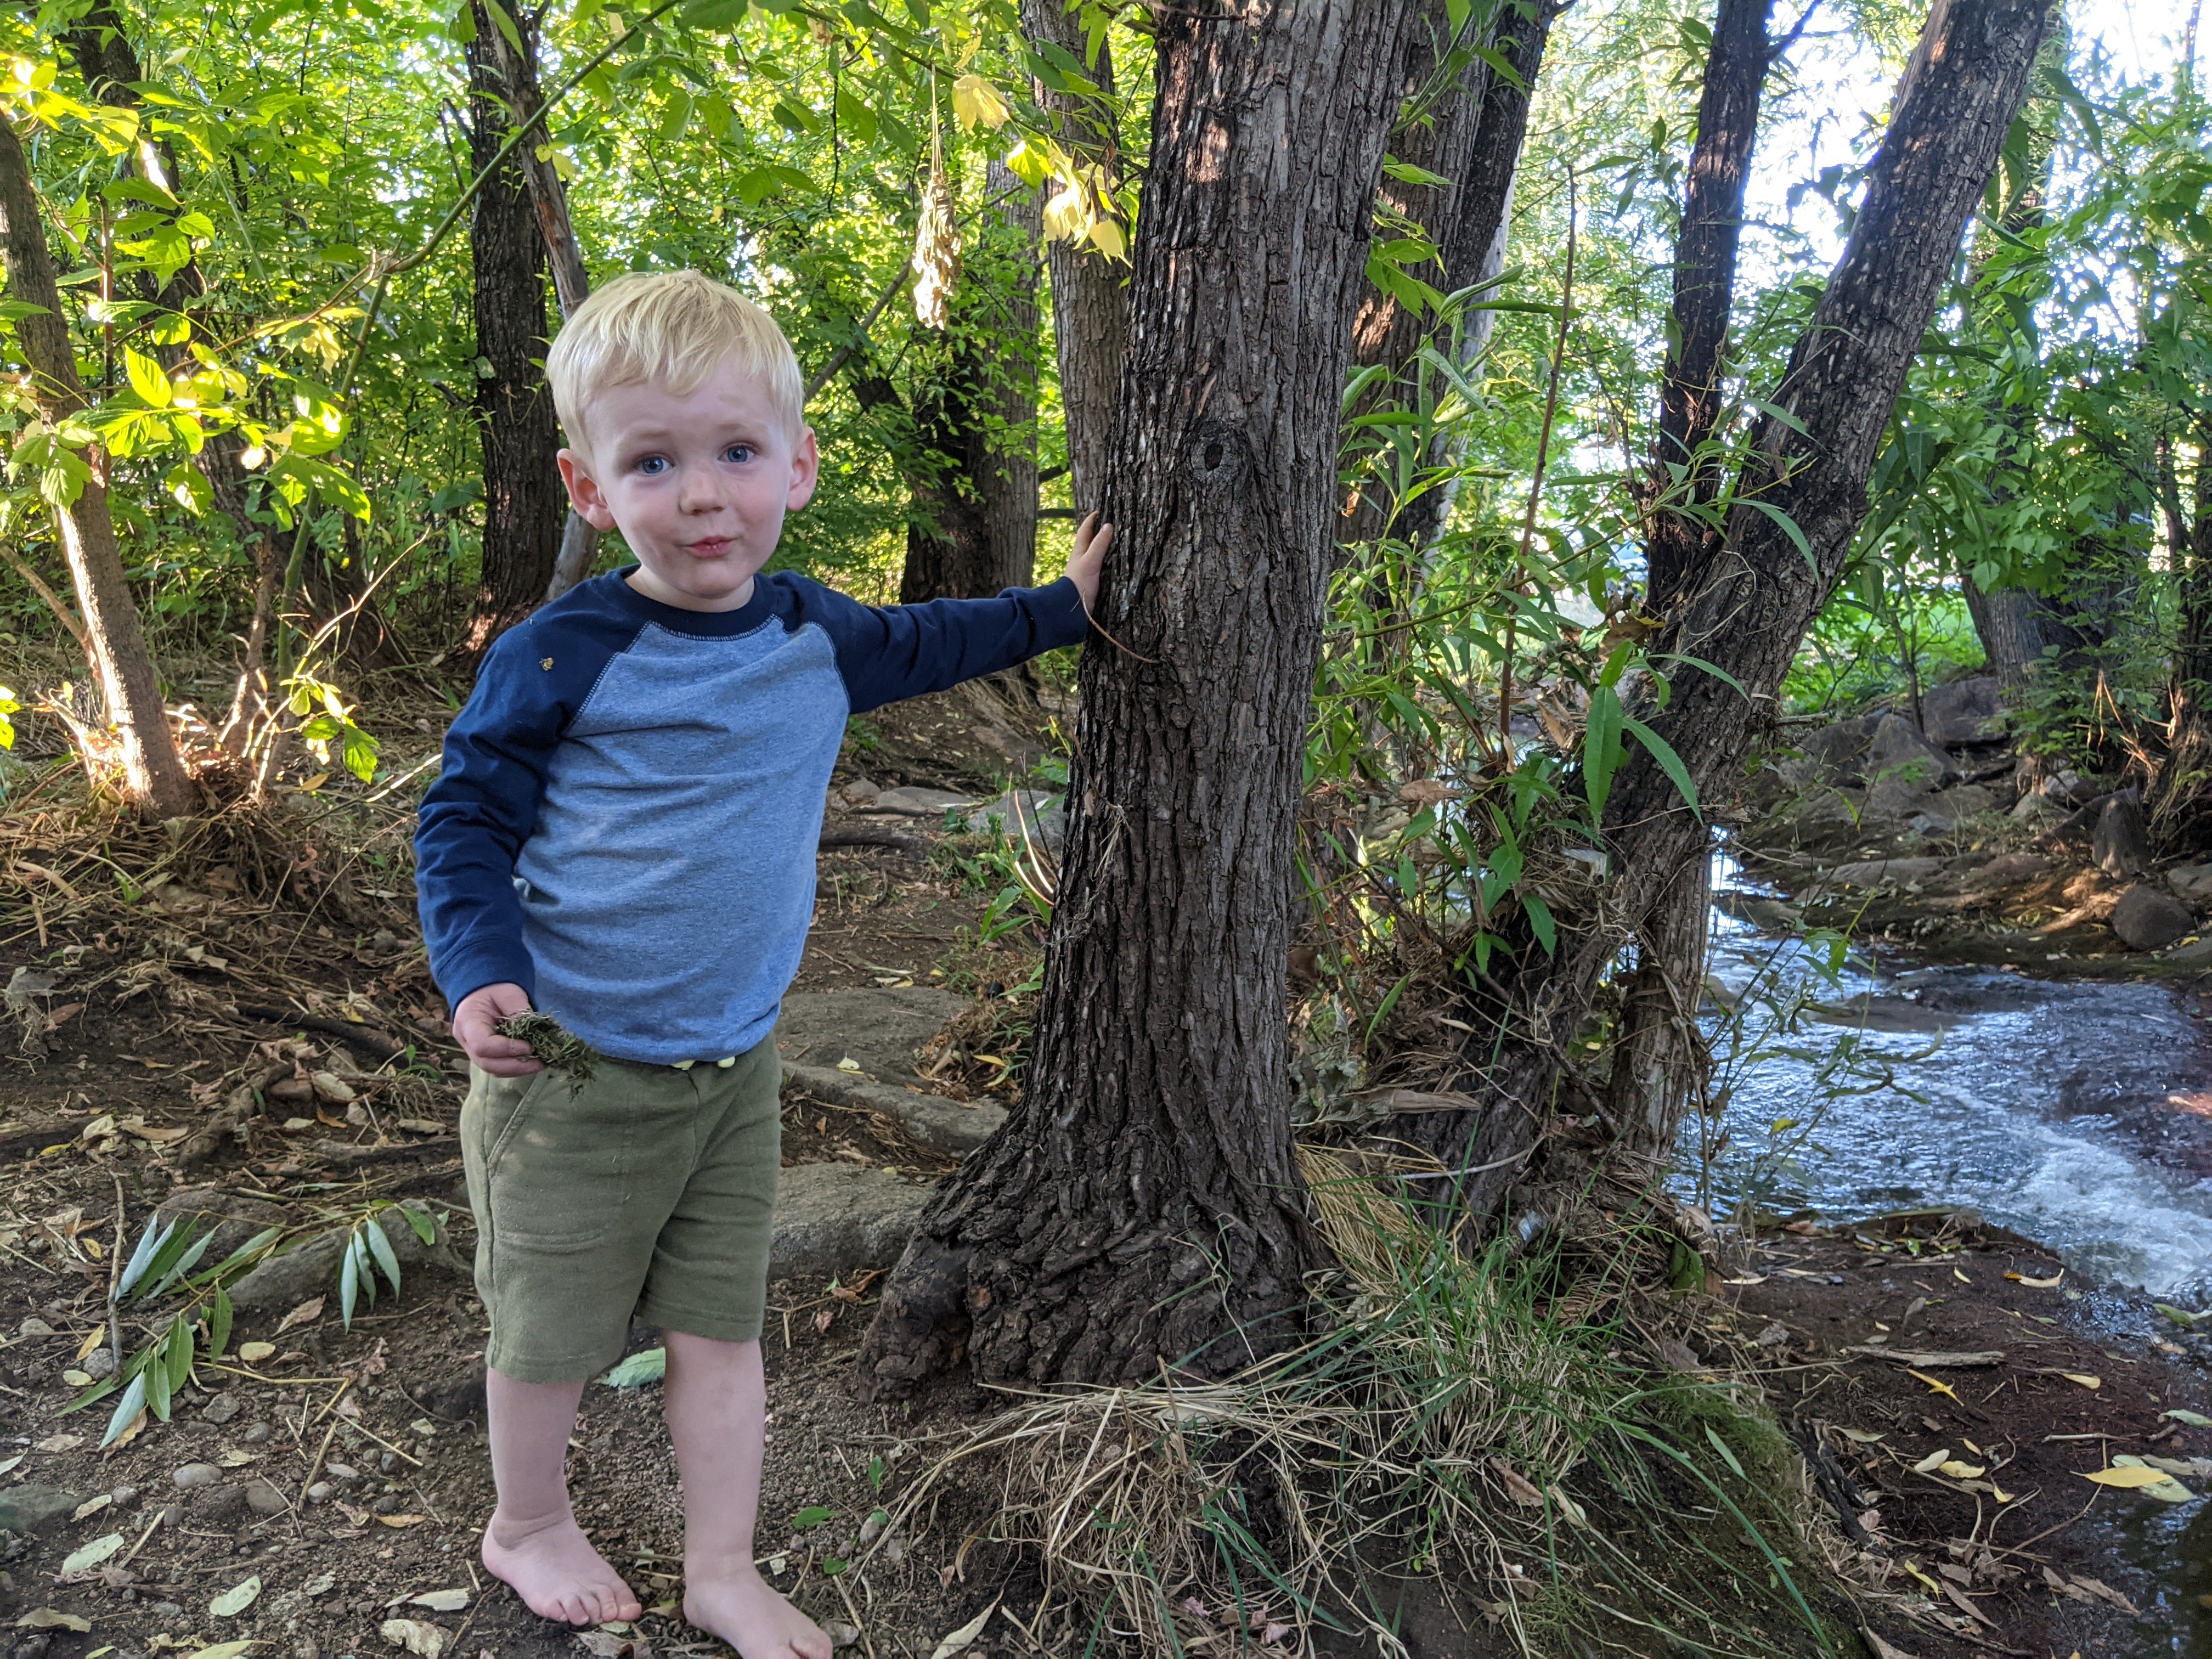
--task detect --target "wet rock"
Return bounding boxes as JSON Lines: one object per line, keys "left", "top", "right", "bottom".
{"left": 2092, "top": 793, "right": 2149, "bottom": 879}
{"left": 0, "top": 1485, "right": 82, "bottom": 1535}
{"left": 172, "top": 1463, "right": 222, "bottom": 1490}
{"left": 1919, "top": 676, "right": 2005, "bottom": 746}
{"left": 1828, "top": 856, "right": 1945, "bottom": 889}
{"left": 2112, "top": 884, "right": 2194, "bottom": 952}
{"left": 202, "top": 1392, "right": 240, "bottom": 1425}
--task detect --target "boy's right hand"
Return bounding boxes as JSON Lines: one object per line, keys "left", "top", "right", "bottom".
{"left": 453, "top": 982, "right": 544, "bottom": 1077}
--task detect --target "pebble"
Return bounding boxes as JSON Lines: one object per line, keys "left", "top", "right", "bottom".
{"left": 242, "top": 1422, "right": 273, "bottom": 1444}
{"left": 81, "top": 1347, "right": 116, "bottom": 1380}
{"left": 173, "top": 1463, "right": 222, "bottom": 1489}
{"left": 110, "top": 1486, "right": 140, "bottom": 1510}
{"left": 150, "top": 1603, "right": 183, "bottom": 1620}
{"left": 324, "top": 1463, "right": 357, "bottom": 1481}
{"left": 857, "top": 1513, "right": 885, "bottom": 1546}
{"left": 17, "top": 1316, "right": 55, "bottom": 1338}
{"left": 203, "top": 1393, "right": 241, "bottom": 1424}
{"left": 305, "top": 1482, "right": 332, "bottom": 1503}
{"left": 379, "top": 1451, "right": 397, "bottom": 1474}
{"left": 827, "top": 1623, "right": 861, "bottom": 1650}
{"left": 371, "top": 1494, "right": 398, "bottom": 1514}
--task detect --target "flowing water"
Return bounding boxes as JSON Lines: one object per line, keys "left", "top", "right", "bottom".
{"left": 1690, "top": 875, "right": 2212, "bottom": 1654}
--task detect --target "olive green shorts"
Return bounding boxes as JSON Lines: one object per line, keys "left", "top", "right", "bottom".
{"left": 460, "top": 1035, "right": 781, "bottom": 1383}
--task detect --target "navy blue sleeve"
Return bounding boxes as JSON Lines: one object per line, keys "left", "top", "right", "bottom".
{"left": 799, "top": 574, "right": 1090, "bottom": 714}
{"left": 414, "top": 608, "right": 629, "bottom": 1010}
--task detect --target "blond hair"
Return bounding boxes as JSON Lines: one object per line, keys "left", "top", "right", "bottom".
{"left": 545, "top": 270, "right": 806, "bottom": 453}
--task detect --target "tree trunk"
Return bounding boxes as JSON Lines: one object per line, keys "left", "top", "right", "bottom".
{"left": 860, "top": 0, "right": 1423, "bottom": 1396}
{"left": 1344, "top": 0, "right": 1565, "bottom": 554}
{"left": 481, "top": 12, "right": 606, "bottom": 606}
{"left": 975, "top": 159, "right": 1042, "bottom": 590}
{"left": 1646, "top": 0, "right": 1780, "bottom": 613}
{"left": 2154, "top": 424, "right": 2212, "bottom": 851}
{"left": 897, "top": 351, "right": 1001, "bottom": 602}
{"left": 1022, "top": 0, "right": 1126, "bottom": 516}
{"left": 1422, "top": 0, "right": 2054, "bottom": 1225}
{"left": 0, "top": 115, "right": 196, "bottom": 816}
{"left": 464, "top": 1, "right": 567, "bottom": 652}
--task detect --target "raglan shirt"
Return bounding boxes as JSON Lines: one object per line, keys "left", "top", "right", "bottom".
{"left": 415, "top": 568, "right": 1087, "bottom": 1065}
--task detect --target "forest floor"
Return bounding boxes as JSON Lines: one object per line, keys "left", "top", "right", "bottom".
{"left": 0, "top": 675, "right": 2204, "bottom": 1659}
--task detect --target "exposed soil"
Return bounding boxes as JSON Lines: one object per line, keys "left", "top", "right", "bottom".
{"left": 1728, "top": 1210, "right": 2210, "bottom": 1658}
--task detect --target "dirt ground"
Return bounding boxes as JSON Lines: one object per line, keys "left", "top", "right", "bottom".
{"left": 2, "top": 680, "right": 2204, "bottom": 1659}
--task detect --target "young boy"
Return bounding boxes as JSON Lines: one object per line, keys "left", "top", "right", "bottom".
{"left": 414, "top": 269, "right": 1108, "bottom": 1656}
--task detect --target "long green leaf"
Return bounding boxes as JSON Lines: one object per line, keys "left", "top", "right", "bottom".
{"left": 363, "top": 1214, "right": 403, "bottom": 1296}
{"left": 338, "top": 1228, "right": 362, "bottom": 1329}
{"left": 145, "top": 1334, "right": 173, "bottom": 1421}
{"left": 1620, "top": 714, "right": 1703, "bottom": 820}
{"left": 1741, "top": 498, "right": 1815, "bottom": 571}
{"left": 1582, "top": 685, "right": 1623, "bottom": 825}
{"left": 99, "top": 1370, "right": 148, "bottom": 1449}
{"left": 208, "top": 1285, "right": 233, "bottom": 1361}
{"left": 193, "top": 1226, "right": 285, "bottom": 1289}
{"left": 116, "top": 1217, "right": 171, "bottom": 1300}
{"left": 147, "top": 1228, "right": 217, "bottom": 1300}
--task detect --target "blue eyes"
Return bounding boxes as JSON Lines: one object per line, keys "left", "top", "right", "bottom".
{"left": 631, "top": 447, "right": 753, "bottom": 475}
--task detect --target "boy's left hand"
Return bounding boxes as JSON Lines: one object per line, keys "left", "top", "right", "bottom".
{"left": 1065, "top": 510, "right": 1113, "bottom": 614}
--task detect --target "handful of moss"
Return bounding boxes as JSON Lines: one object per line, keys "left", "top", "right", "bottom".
{"left": 494, "top": 1011, "right": 599, "bottom": 1081}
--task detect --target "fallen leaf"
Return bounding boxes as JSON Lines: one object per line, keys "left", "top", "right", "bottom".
{"left": 217, "top": 1448, "right": 258, "bottom": 1468}
{"left": 1906, "top": 1369, "right": 1961, "bottom": 1403}
{"left": 1936, "top": 1460, "right": 1985, "bottom": 1480}
{"left": 60, "top": 1532, "right": 125, "bottom": 1575}
{"left": 181, "top": 1645, "right": 256, "bottom": 1659}
{"left": 928, "top": 1602, "right": 997, "bottom": 1659}
{"left": 2004, "top": 1269, "right": 2064, "bottom": 1288}
{"left": 837, "top": 1057, "right": 862, "bottom": 1073}
{"left": 70, "top": 1494, "right": 112, "bottom": 1521}
{"left": 1836, "top": 1427, "right": 1884, "bottom": 1444}
{"left": 211, "top": 1576, "right": 262, "bottom": 1617}
{"left": 274, "top": 1297, "right": 323, "bottom": 1335}
{"left": 396, "top": 1119, "right": 444, "bottom": 1135}
{"left": 2062, "top": 1373, "right": 2101, "bottom": 1390}
{"left": 2067, "top": 1575, "right": 2141, "bottom": 1616}
{"left": 380, "top": 1618, "right": 448, "bottom": 1658}
{"left": 375, "top": 1514, "right": 427, "bottom": 1527}
{"left": 1940, "top": 1580, "right": 1993, "bottom": 1627}
{"left": 35, "top": 1434, "right": 83, "bottom": 1453}
{"left": 73, "top": 1327, "right": 104, "bottom": 1361}
{"left": 0, "top": 1454, "right": 21, "bottom": 1476}
{"left": 2164, "top": 1408, "right": 2212, "bottom": 1427}
{"left": 237, "top": 1341, "right": 276, "bottom": 1363}
{"left": 600, "top": 1347, "right": 666, "bottom": 1390}
{"left": 2083, "top": 1463, "right": 2183, "bottom": 1488}
{"left": 14, "top": 1611, "right": 92, "bottom": 1632}
{"left": 61, "top": 1369, "right": 92, "bottom": 1387}
{"left": 1912, "top": 1449, "right": 1950, "bottom": 1474}
{"left": 408, "top": 1590, "right": 469, "bottom": 1613}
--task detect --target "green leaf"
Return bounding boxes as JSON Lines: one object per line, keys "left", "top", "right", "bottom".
{"left": 483, "top": 0, "right": 524, "bottom": 55}
{"left": 1620, "top": 714, "right": 1703, "bottom": 820}
{"left": 123, "top": 348, "right": 172, "bottom": 407}
{"left": 1705, "top": 1425, "right": 1746, "bottom": 1480}
{"left": 61, "top": 1532, "right": 126, "bottom": 1575}
{"left": 338, "top": 1229, "right": 361, "bottom": 1329}
{"left": 144, "top": 1335, "right": 173, "bottom": 1421}
{"left": 1522, "top": 890, "right": 1556, "bottom": 956}
{"left": 682, "top": 0, "right": 751, "bottom": 22}
{"left": 193, "top": 1226, "right": 285, "bottom": 1289}
{"left": 1582, "top": 684, "right": 1623, "bottom": 823}
{"left": 834, "top": 86, "right": 877, "bottom": 146}
{"left": 600, "top": 1347, "right": 667, "bottom": 1388}
{"left": 148, "top": 1228, "right": 217, "bottom": 1300}
{"left": 98, "top": 1370, "right": 145, "bottom": 1447}
{"left": 209, "top": 1575, "right": 261, "bottom": 1617}
{"left": 1741, "top": 497, "right": 1815, "bottom": 572}
{"left": 655, "top": 90, "right": 694, "bottom": 144}
{"left": 363, "top": 1214, "right": 403, "bottom": 1296}
{"left": 398, "top": 1204, "right": 437, "bottom": 1246}
{"left": 117, "top": 1217, "right": 171, "bottom": 1299}
{"left": 790, "top": 1505, "right": 834, "bottom": 1530}
{"left": 208, "top": 1285, "right": 233, "bottom": 1361}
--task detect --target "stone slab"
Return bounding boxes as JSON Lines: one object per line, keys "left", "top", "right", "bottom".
{"left": 770, "top": 1163, "right": 933, "bottom": 1286}
{"left": 776, "top": 988, "right": 1005, "bottom": 1152}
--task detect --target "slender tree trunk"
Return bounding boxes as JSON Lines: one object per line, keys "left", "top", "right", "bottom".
{"left": 481, "top": 13, "right": 606, "bottom": 605}
{"left": 464, "top": 1, "right": 567, "bottom": 652}
{"left": 860, "top": 0, "right": 1423, "bottom": 1397}
{"left": 975, "top": 159, "right": 1042, "bottom": 590}
{"left": 1646, "top": 0, "right": 1780, "bottom": 613}
{"left": 1417, "top": 0, "right": 2055, "bottom": 1225}
{"left": 1022, "top": 0, "right": 1126, "bottom": 515}
{"left": 2154, "top": 425, "right": 2212, "bottom": 850}
{"left": 0, "top": 116, "right": 196, "bottom": 815}
{"left": 898, "top": 344, "right": 1001, "bottom": 602}
{"left": 1344, "top": 0, "right": 1565, "bottom": 555}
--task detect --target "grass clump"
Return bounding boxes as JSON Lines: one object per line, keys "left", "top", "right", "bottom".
{"left": 495, "top": 1011, "right": 598, "bottom": 1081}
{"left": 860, "top": 1152, "right": 1859, "bottom": 1658}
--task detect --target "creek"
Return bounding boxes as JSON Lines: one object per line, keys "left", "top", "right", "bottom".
{"left": 1692, "top": 870, "right": 2212, "bottom": 1656}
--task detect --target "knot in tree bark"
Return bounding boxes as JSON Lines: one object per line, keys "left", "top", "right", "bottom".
{"left": 1182, "top": 418, "right": 1251, "bottom": 499}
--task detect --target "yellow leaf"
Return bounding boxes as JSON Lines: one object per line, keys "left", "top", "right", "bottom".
{"left": 1087, "top": 216, "right": 1126, "bottom": 262}
{"left": 950, "top": 74, "right": 1011, "bottom": 132}
{"left": 2004, "top": 1268, "right": 2063, "bottom": 1288}
{"left": 2062, "top": 1373, "right": 2101, "bottom": 1390}
{"left": 74, "top": 1326, "right": 105, "bottom": 1361}
{"left": 1901, "top": 1560, "right": 1942, "bottom": 1594}
{"left": 1912, "top": 1448, "right": 1949, "bottom": 1473}
{"left": 1937, "top": 1460, "right": 1985, "bottom": 1479}
{"left": 1906, "top": 1368, "right": 1960, "bottom": 1403}
{"left": 375, "top": 1513, "right": 427, "bottom": 1527}
{"left": 1042, "top": 182, "right": 1089, "bottom": 243}
{"left": 2082, "top": 1464, "right": 2180, "bottom": 1488}
{"left": 1953, "top": 1268, "right": 1970, "bottom": 1283}
{"left": 237, "top": 1341, "right": 276, "bottom": 1363}
{"left": 298, "top": 771, "right": 330, "bottom": 793}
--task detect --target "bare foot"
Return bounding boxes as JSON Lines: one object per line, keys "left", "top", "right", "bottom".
{"left": 482, "top": 1510, "right": 644, "bottom": 1626}
{"left": 684, "top": 1560, "right": 833, "bottom": 1659}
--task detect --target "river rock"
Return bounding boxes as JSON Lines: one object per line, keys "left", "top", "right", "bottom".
{"left": 1864, "top": 714, "right": 1958, "bottom": 817}
{"left": 862, "top": 786, "right": 975, "bottom": 817}
{"left": 1920, "top": 676, "right": 2005, "bottom": 745}
{"left": 244, "top": 1479, "right": 289, "bottom": 1516}
{"left": 173, "top": 1463, "right": 222, "bottom": 1490}
{"left": 1778, "top": 715, "right": 1880, "bottom": 786}
{"left": 769, "top": 1162, "right": 932, "bottom": 1285}
{"left": 2111, "top": 884, "right": 2194, "bottom": 952}
{"left": 1829, "top": 856, "right": 1945, "bottom": 889}
{"left": 2092, "top": 793, "right": 2149, "bottom": 879}
{"left": 2169, "top": 862, "right": 2212, "bottom": 900}
{"left": 1961, "top": 851, "right": 2051, "bottom": 890}
{"left": 1911, "top": 783, "right": 1998, "bottom": 832}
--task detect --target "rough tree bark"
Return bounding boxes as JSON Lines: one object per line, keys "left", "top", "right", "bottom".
{"left": 464, "top": 0, "right": 567, "bottom": 652}
{"left": 1429, "top": 0, "right": 2054, "bottom": 1222}
{"left": 0, "top": 116, "right": 197, "bottom": 815}
{"left": 480, "top": 14, "right": 606, "bottom": 605}
{"left": 860, "top": 0, "right": 1424, "bottom": 1395}
{"left": 2154, "top": 425, "right": 2212, "bottom": 850}
{"left": 976, "top": 159, "right": 1043, "bottom": 590}
{"left": 1022, "top": 0, "right": 1126, "bottom": 514}
{"left": 1344, "top": 0, "right": 1565, "bottom": 554}
{"left": 1609, "top": 0, "right": 1792, "bottom": 1154}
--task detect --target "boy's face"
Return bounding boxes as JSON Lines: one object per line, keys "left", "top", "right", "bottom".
{"left": 558, "top": 360, "right": 819, "bottom": 613}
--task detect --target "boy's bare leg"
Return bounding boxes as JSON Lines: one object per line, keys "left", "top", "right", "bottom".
{"left": 664, "top": 1331, "right": 833, "bottom": 1659}
{"left": 481, "top": 1368, "right": 644, "bottom": 1626}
